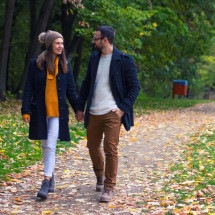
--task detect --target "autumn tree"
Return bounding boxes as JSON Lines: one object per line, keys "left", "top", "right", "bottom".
{"left": 16, "top": 0, "right": 55, "bottom": 99}
{"left": 0, "top": 0, "right": 214, "bottom": 100}
{"left": 0, "top": 0, "right": 16, "bottom": 101}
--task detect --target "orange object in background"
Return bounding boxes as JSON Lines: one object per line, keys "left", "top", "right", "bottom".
{"left": 172, "top": 80, "right": 188, "bottom": 98}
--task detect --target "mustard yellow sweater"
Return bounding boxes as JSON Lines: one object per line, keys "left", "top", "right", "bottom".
{"left": 45, "top": 57, "right": 59, "bottom": 117}
{"left": 22, "top": 57, "right": 59, "bottom": 121}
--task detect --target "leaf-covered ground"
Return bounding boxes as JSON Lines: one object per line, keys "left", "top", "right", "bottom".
{"left": 1, "top": 102, "right": 215, "bottom": 214}
{"left": 0, "top": 100, "right": 85, "bottom": 180}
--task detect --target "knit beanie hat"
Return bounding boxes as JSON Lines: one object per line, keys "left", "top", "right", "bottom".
{"left": 38, "top": 30, "right": 63, "bottom": 49}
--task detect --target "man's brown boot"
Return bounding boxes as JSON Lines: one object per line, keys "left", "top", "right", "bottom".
{"left": 96, "top": 176, "right": 104, "bottom": 192}
{"left": 100, "top": 189, "right": 113, "bottom": 202}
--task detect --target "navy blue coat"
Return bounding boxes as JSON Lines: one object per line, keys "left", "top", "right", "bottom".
{"left": 78, "top": 47, "right": 140, "bottom": 131}
{"left": 21, "top": 58, "right": 78, "bottom": 141}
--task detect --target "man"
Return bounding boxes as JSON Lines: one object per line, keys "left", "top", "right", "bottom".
{"left": 76, "top": 26, "right": 140, "bottom": 202}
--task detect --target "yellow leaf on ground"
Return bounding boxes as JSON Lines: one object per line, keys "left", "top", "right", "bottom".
{"left": 15, "top": 197, "right": 23, "bottom": 202}
{"left": 130, "top": 137, "right": 137, "bottom": 142}
{"left": 42, "top": 210, "right": 52, "bottom": 214}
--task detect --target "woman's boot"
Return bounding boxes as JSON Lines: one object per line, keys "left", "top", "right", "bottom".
{"left": 37, "top": 179, "right": 49, "bottom": 199}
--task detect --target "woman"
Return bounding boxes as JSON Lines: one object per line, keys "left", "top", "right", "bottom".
{"left": 21, "top": 30, "right": 78, "bottom": 199}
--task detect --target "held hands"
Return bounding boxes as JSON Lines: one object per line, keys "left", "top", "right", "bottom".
{"left": 111, "top": 108, "right": 124, "bottom": 118}
{"left": 75, "top": 111, "right": 84, "bottom": 122}
{"left": 23, "top": 118, "right": 30, "bottom": 123}
{"left": 22, "top": 114, "right": 30, "bottom": 123}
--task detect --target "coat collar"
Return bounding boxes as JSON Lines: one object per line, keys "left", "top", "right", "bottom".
{"left": 91, "top": 46, "right": 122, "bottom": 79}
{"left": 92, "top": 46, "right": 121, "bottom": 61}
{"left": 112, "top": 47, "right": 122, "bottom": 61}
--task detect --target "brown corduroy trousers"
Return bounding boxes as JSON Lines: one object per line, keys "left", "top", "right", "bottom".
{"left": 87, "top": 111, "right": 121, "bottom": 190}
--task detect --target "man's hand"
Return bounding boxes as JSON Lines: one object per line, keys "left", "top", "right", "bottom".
{"left": 112, "top": 108, "right": 124, "bottom": 118}
{"left": 75, "top": 111, "right": 84, "bottom": 122}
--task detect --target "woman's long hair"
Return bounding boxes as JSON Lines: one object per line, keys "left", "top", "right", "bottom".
{"left": 37, "top": 45, "right": 68, "bottom": 74}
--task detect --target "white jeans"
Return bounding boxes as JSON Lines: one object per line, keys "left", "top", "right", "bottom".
{"left": 41, "top": 117, "right": 59, "bottom": 177}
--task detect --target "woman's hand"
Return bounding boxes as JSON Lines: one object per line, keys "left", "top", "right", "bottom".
{"left": 75, "top": 111, "right": 84, "bottom": 122}
{"left": 22, "top": 114, "right": 30, "bottom": 123}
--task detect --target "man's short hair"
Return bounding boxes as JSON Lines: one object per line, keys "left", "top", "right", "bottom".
{"left": 96, "top": 26, "right": 115, "bottom": 44}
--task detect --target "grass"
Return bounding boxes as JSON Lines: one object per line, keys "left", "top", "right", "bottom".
{"left": 134, "top": 92, "right": 211, "bottom": 113}
{"left": 0, "top": 99, "right": 85, "bottom": 181}
{"left": 162, "top": 123, "right": 215, "bottom": 213}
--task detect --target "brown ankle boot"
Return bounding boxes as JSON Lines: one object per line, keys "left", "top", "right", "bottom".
{"left": 100, "top": 189, "right": 113, "bottom": 202}
{"left": 96, "top": 176, "right": 104, "bottom": 192}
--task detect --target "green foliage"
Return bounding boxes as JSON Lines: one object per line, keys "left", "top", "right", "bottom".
{"left": 0, "top": 0, "right": 215, "bottom": 98}
{"left": 74, "top": 0, "right": 156, "bottom": 53}
{"left": 134, "top": 91, "right": 210, "bottom": 113}
{"left": 134, "top": 1, "right": 215, "bottom": 97}
{"left": 197, "top": 42, "right": 215, "bottom": 89}
{"left": 69, "top": 0, "right": 157, "bottom": 88}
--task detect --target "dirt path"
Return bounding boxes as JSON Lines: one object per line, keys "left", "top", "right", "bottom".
{"left": 1, "top": 103, "right": 215, "bottom": 215}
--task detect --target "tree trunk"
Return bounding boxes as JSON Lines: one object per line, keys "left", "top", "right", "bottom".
{"left": 148, "top": 0, "right": 152, "bottom": 9}
{"left": 16, "top": 0, "right": 55, "bottom": 99}
{"left": 67, "top": 34, "right": 82, "bottom": 61}
{"left": 73, "top": 36, "right": 83, "bottom": 85}
{"left": 29, "top": 0, "right": 37, "bottom": 41}
{"left": 61, "top": 1, "right": 84, "bottom": 83}
{"left": 61, "top": 2, "right": 77, "bottom": 48}
{"left": 0, "top": 0, "right": 16, "bottom": 101}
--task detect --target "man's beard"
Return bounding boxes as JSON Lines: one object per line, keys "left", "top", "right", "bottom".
{"left": 93, "top": 43, "right": 102, "bottom": 51}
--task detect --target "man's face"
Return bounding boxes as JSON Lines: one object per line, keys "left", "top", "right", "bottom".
{"left": 92, "top": 31, "right": 104, "bottom": 51}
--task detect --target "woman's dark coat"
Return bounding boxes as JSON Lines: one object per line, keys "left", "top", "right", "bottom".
{"left": 21, "top": 58, "right": 77, "bottom": 141}
{"left": 78, "top": 47, "right": 140, "bottom": 131}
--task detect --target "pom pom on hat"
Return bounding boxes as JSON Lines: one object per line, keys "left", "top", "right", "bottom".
{"left": 38, "top": 32, "right": 46, "bottom": 44}
{"left": 38, "top": 30, "right": 63, "bottom": 49}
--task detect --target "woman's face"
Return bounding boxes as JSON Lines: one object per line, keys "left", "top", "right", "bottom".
{"left": 52, "top": 38, "right": 64, "bottom": 55}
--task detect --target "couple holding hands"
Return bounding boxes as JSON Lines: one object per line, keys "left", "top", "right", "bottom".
{"left": 21, "top": 26, "right": 140, "bottom": 202}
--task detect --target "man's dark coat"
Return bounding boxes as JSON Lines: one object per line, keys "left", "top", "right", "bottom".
{"left": 78, "top": 47, "right": 140, "bottom": 131}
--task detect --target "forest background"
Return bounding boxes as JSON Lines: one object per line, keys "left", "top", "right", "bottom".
{"left": 0, "top": 0, "right": 215, "bottom": 101}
